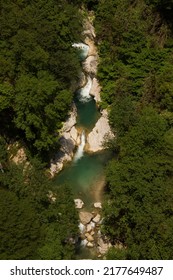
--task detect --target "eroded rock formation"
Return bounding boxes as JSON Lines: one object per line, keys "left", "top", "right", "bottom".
{"left": 87, "top": 110, "right": 114, "bottom": 152}
{"left": 50, "top": 104, "right": 79, "bottom": 176}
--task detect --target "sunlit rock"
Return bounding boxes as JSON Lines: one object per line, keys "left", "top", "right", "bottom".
{"left": 98, "top": 237, "right": 112, "bottom": 255}
{"left": 74, "top": 199, "right": 84, "bottom": 209}
{"left": 83, "top": 55, "right": 98, "bottom": 75}
{"left": 87, "top": 242, "right": 94, "bottom": 248}
{"left": 79, "top": 211, "right": 93, "bottom": 225}
{"left": 85, "top": 232, "right": 94, "bottom": 242}
{"left": 94, "top": 202, "right": 102, "bottom": 209}
{"left": 87, "top": 110, "right": 114, "bottom": 152}
{"left": 90, "top": 78, "right": 101, "bottom": 103}
{"left": 93, "top": 214, "right": 101, "bottom": 223}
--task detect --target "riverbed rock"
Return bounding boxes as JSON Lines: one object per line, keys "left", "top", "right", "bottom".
{"left": 90, "top": 78, "right": 101, "bottom": 103}
{"left": 83, "top": 18, "right": 96, "bottom": 39}
{"left": 61, "top": 104, "right": 77, "bottom": 133}
{"left": 86, "top": 224, "right": 92, "bottom": 233}
{"left": 70, "top": 126, "right": 78, "bottom": 143}
{"left": 98, "top": 237, "right": 112, "bottom": 255}
{"left": 84, "top": 37, "right": 97, "bottom": 56}
{"left": 79, "top": 211, "right": 93, "bottom": 225}
{"left": 85, "top": 232, "right": 94, "bottom": 242}
{"left": 93, "top": 214, "right": 101, "bottom": 223}
{"left": 50, "top": 104, "right": 78, "bottom": 176}
{"left": 59, "top": 133, "right": 75, "bottom": 155}
{"left": 87, "top": 242, "right": 94, "bottom": 248}
{"left": 78, "top": 71, "right": 87, "bottom": 88}
{"left": 94, "top": 202, "right": 102, "bottom": 209}
{"left": 74, "top": 199, "right": 84, "bottom": 209}
{"left": 87, "top": 110, "right": 114, "bottom": 152}
{"left": 83, "top": 55, "right": 98, "bottom": 76}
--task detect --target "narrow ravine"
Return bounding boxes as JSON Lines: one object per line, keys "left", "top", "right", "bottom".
{"left": 53, "top": 14, "right": 113, "bottom": 259}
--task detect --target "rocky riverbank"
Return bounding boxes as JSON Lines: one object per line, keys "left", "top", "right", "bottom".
{"left": 50, "top": 104, "right": 80, "bottom": 176}
{"left": 87, "top": 109, "right": 114, "bottom": 152}
{"left": 74, "top": 200, "right": 112, "bottom": 257}
{"left": 82, "top": 17, "right": 114, "bottom": 153}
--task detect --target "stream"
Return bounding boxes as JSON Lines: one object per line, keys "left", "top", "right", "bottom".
{"left": 55, "top": 43, "right": 110, "bottom": 208}
{"left": 54, "top": 39, "right": 111, "bottom": 259}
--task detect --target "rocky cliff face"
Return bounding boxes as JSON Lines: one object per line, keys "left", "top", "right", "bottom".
{"left": 87, "top": 110, "right": 114, "bottom": 152}
{"left": 83, "top": 18, "right": 114, "bottom": 152}
{"left": 50, "top": 14, "right": 114, "bottom": 176}
{"left": 83, "top": 18, "right": 101, "bottom": 104}
{"left": 50, "top": 104, "right": 79, "bottom": 176}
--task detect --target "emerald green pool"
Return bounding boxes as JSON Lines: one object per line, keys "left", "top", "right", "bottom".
{"left": 54, "top": 150, "right": 111, "bottom": 208}
{"left": 74, "top": 95, "right": 100, "bottom": 130}
{"left": 54, "top": 42, "right": 112, "bottom": 259}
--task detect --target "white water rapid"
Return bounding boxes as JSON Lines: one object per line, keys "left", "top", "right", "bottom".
{"left": 73, "top": 131, "right": 86, "bottom": 162}
{"left": 78, "top": 76, "right": 92, "bottom": 102}
{"left": 72, "top": 43, "right": 89, "bottom": 59}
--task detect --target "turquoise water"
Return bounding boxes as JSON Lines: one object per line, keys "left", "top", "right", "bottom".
{"left": 54, "top": 42, "right": 112, "bottom": 259}
{"left": 74, "top": 95, "right": 100, "bottom": 130}
{"left": 54, "top": 150, "right": 111, "bottom": 208}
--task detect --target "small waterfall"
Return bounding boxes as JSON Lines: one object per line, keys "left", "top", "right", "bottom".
{"left": 72, "top": 43, "right": 89, "bottom": 60}
{"left": 73, "top": 131, "right": 86, "bottom": 162}
{"left": 78, "top": 76, "right": 92, "bottom": 103}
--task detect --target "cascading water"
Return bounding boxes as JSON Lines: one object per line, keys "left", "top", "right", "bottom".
{"left": 72, "top": 43, "right": 89, "bottom": 60}
{"left": 55, "top": 28, "right": 112, "bottom": 260}
{"left": 78, "top": 76, "right": 92, "bottom": 102}
{"left": 73, "top": 131, "right": 86, "bottom": 162}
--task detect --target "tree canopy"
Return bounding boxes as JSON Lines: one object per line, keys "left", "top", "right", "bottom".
{"left": 0, "top": 0, "right": 83, "bottom": 154}
{"left": 94, "top": 0, "right": 173, "bottom": 259}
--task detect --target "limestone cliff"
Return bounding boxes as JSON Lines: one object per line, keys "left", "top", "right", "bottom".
{"left": 87, "top": 110, "right": 114, "bottom": 152}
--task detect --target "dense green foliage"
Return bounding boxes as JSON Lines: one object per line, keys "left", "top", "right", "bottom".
{"left": 94, "top": 0, "right": 173, "bottom": 259}
{"left": 0, "top": 0, "right": 83, "bottom": 153}
{"left": 1, "top": 0, "right": 173, "bottom": 261}
{"left": 0, "top": 0, "right": 83, "bottom": 260}
{"left": 0, "top": 159, "right": 78, "bottom": 259}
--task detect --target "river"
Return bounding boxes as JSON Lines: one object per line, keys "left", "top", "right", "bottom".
{"left": 54, "top": 39, "right": 111, "bottom": 259}
{"left": 54, "top": 43, "right": 110, "bottom": 208}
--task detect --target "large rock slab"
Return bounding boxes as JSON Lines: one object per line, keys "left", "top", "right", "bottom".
{"left": 50, "top": 104, "right": 78, "bottom": 176}
{"left": 90, "top": 78, "right": 101, "bottom": 103}
{"left": 61, "top": 104, "right": 77, "bottom": 133}
{"left": 83, "top": 19, "right": 96, "bottom": 39}
{"left": 70, "top": 126, "right": 78, "bottom": 143}
{"left": 84, "top": 37, "right": 97, "bottom": 56}
{"left": 87, "top": 110, "right": 114, "bottom": 152}
{"left": 79, "top": 211, "right": 93, "bottom": 225}
{"left": 83, "top": 55, "right": 98, "bottom": 76}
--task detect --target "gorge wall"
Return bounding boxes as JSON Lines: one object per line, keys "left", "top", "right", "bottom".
{"left": 50, "top": 13, "right": 113, "bottom": 176}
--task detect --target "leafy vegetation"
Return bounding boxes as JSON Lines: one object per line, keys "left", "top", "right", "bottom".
{"left": 94, "top": 0, "right": 173, "bottom": 259}
{"left": 0, "top": 0, "right": 83, "bottom": 260}
{"left": 1, "top": 0, "right": 173, "bottom": 260}
{"left": 0, "top": 159, "right": 78, "bottom": 259}
{"left": 0, "top": 0, "right": 83, "bottom": 154}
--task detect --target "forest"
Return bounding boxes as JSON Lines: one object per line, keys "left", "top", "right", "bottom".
{"left": 0, "top": 0, "right": 173, "bottom": 259}
{"left": 94, "top": 0, "right": 173, "bottom": 259}
{"left": 0, "top": 0, "right": 83, "bottom": 259}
